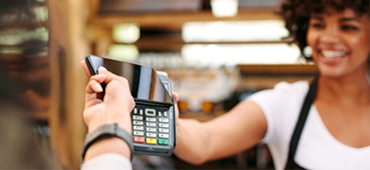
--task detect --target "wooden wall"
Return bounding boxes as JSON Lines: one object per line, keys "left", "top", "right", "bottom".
{"left": 48, "top": 0, "right": 90, "bottom": 168}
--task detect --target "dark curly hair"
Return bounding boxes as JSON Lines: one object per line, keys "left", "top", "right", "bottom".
{"left": 278, "top": 0, "right": 369, "bottom": 59}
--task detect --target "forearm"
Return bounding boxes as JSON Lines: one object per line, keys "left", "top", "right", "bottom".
{"left": 173, "top": 101, "right": 268, "bottom": 165}
{"left": 173, "top": 118, "right": 212, "bottom": 165}
{"left": 84, "top": 137, "right": 131, "bottom": 161}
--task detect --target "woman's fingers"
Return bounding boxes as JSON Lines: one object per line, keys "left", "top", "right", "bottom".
{"left": 172, "top": 92, "right": 179, "bottom": 103}
{"left": 172, "top": 92, "right": 180, "bottom": 118}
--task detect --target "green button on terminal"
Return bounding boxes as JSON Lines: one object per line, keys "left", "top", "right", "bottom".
{"left": 158, "top": 139, "right": 169, "bottom": 145}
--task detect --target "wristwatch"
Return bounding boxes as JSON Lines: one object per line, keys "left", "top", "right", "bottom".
{"left": 81, "top": 123, "right": 133, "bottom": 161}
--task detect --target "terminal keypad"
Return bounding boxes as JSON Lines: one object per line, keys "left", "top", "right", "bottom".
{"left": 132, "top": 105, "right": 170, "bottom": 146}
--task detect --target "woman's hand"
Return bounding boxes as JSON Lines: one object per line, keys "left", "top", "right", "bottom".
{"left": 172, "top": 92, "right": 180, "bottom": 127}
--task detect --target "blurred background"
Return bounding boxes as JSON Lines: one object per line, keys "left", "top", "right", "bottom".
{"left": 0, "top": 0, "right": 318, "bottom": 169}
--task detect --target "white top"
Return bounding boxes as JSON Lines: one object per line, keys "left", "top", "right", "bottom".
{"left": 81, "top": 153, "right": 132, "bottom": 170}
{"left": 249, "top": 81, "right": 370, "bottom": 170}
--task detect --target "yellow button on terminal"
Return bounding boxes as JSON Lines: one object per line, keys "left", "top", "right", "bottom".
{"left": 146, "top": 138, "right": 157, "bottom": 145}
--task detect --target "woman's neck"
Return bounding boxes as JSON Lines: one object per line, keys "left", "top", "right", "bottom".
{"left": 317, "top": 74, "right": 370, "bottom": 104}
{"left": 317, "top": 73, "right": 370, "bottom": 105}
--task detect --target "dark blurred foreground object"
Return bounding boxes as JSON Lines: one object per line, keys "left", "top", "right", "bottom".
{"left": 0, "top": 103, "right": 56, "bottom": 169}
{"left": 0, "top": 0, "right": 57, "bottom": 168}
{"left": 0, "top": 0, "right": 51, "bottom": 120}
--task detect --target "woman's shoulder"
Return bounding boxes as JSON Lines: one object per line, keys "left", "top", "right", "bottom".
{"left": 247, "top": 80, "right": 310, "bottom": 110}
{"left": 251, "top": 80, "right": 309, "bottom": 98}
{"left": 273, "top": 80, "right": 309, "bottom": 97}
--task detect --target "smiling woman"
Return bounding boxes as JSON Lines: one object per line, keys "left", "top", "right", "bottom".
{"left": 307, "top": 8, "right": 369, "bottom": 78}
{"left": 172, "top": 0, "right": 370, "bottom": 169}
{"left": 279, "top": 0, "right": 369, "bottom": 60}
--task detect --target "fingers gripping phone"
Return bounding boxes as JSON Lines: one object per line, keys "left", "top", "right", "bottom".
{"left": 85, "top": 55, "right": 176, "bottom": 156}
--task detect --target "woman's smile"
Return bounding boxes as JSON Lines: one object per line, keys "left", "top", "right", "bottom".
{"left": 318, "top": 49, "right": 348, "bottom": 65}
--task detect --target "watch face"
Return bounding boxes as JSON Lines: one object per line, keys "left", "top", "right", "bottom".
{"left": 87, "top": 55, "right": 173, "bottom": 104}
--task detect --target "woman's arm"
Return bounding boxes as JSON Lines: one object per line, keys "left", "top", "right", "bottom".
{"left": 174, "top": 99, "right": 268, "bottom": 165}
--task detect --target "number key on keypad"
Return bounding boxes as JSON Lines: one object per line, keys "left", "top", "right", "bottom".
{"left": 146, "top": 127, "right": 156, "bottom": 132}
{"left": 159, "top": 123, "right": 169, "bottom": 128}
{"left": 159, "top": 133, "right": 169, "bottom": 138}
{"left": 146, "top": 133, "right": 157, "bottom": 138}
{"left": 133, "top": 131, "right": 144, "bottom": 136}
{"left": 146, "top": 122, "right": 156, "bottom": 127}
{"left": 146, "top": 117, "right": 156, "bottom": 122}
{"left": 134, "top": 126, "right": 144, "bottom": 130}
{"left": 159, "top": 128, "right": 169, "bottom": 133}
{"left": 159, "top": 118, "right": 169, "bottom": 123}
{"left": 133, "top": 115, "right": 143, "bottom": 120}
{"left": 133, "top": 121, "right": 143, "bottom": 125}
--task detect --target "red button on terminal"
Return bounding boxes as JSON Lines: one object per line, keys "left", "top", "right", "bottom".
{"left": 134, "top": 136, "right": 145, "bottom": 143}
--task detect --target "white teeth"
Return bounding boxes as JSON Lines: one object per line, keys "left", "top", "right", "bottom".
{"left": 321, "top": 50, "right": 346, "bottom": 58}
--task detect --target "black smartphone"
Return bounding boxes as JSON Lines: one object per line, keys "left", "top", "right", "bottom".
{"left": 85, "top": 55, "right": 176, "bottom": 156}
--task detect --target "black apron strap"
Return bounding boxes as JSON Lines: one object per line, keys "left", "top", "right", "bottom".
{"left": 285, "top": 77, "right": 319, "bottom": 170}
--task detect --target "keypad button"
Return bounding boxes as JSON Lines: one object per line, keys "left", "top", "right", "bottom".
{"left": 146, "top": 138, "right": 157, "bottom": 145}
{"left": 133, "top": 131, "right": 144, "bottom": 136}
{"left": 146, "top": 127, "right": 156, "bottom": 132}
{"left": 133, "top": 126, "right": 144, "bottom": 130}
{"left": 146, "top": 117, "right": 156, "bottom": 122}
{"left": 139, "top": 109, "right": 143, "bottom": 115}
{"left": 158, "top": 111, "right": 162, "bottom": 117}
{"left": 159, "top": 123, "right": 169, "bottom": 128}
{"left": 145, "top": 108, "right": 156, "bottom": 117}
{"left": 146, "top": 122, "right": 156, "bottom": 127}
{"left": 133, "top": 121, "right": 143, "bottom": 125}
{"left": 134, "top": 136, "right": 145, "bottom": 143}
{"left": 146, "top": 133, "right": 157, "bottom": 138}
{"left": 164, "top": 112, "right": 168, "bottom": 117}
{"left": 159, "top": 118, "right": 169, "bottom": 123}
{"left": 133, "top": 115, "right": 143, "bottom": 120}
{"left": 158, "top": 139, "right": 169, "bottom": 145}
{"left": 159, "top": 133, "right": 169, "bottom": 138}
{"left": 133, "top": 108, "right": 138, "bottom": 114}
{"left": 159, "top": 128, "right": 169, "bottom": 133}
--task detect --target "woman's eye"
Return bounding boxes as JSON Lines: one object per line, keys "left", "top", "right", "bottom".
{"left": 341, "top": 25, "right": 359, "bottom": 31}
{"left": 311, "top": 23, "right": 325, "bottom": 29}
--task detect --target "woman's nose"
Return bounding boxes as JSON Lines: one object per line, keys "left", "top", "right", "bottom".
{"left": 319, "top": 25, "right": 341, "bottom": 45}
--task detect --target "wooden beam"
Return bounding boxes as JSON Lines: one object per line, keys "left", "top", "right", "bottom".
{"left": 90, "top": 0, "right": 101, "bottom": 17}
{"left": 238, "top": 64, "right": 319, "bottom": 76}
{"left": 89, "top": 10, "right": 281, "bottom": 30}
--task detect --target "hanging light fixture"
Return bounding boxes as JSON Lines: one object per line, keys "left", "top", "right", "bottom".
{"left": 210, "top": 0, "right": 238, "bottom": 17}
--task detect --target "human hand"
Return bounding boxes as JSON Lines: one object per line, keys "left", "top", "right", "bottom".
{"left": 81, "top": 60, "right": 135, "bottom": 133}
{"left": 171, "top": 92, "right": 180, "bottom": 139}
{"left": 81, "top": 60, "right": 135, "bottom": 161}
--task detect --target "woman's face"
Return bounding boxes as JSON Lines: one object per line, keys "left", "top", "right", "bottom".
{"left": 307, "top": 8, "right": 369, "bottom": 78}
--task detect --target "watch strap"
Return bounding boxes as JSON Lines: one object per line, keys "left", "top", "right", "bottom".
{"left": 81, "top": 123, "right": 133, "bottom": 161}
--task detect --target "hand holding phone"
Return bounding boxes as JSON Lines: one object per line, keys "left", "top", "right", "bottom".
{"left": 82, "top": 66, "right": 135, "bottom": 161}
